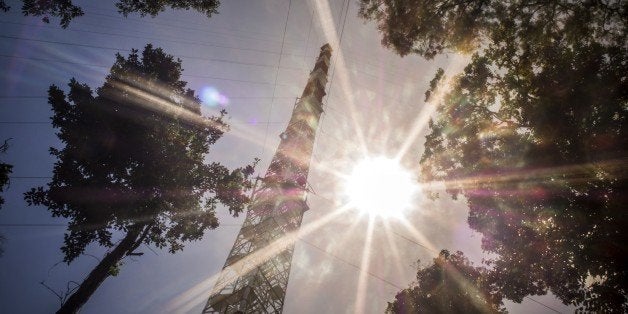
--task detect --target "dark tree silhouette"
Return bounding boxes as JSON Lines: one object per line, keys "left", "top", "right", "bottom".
{"left": 0, "top": 139, "right": 13, "bottom": 209}
{"left": 359, "top": 0, "right": 627, "bottom": 59}
{"left": 0, "top": 139, "right": 12, "bottom": 258}
{"left": 0, "top": 234, "right": 4, "bottom": 257}
{"left": 116, "top": 0, "right": 219, "bottom": 18}
{"left": 360, "top": 0, "right": 628, "bottom": 312}
{"left": 0, "top": 1, "right": 9, "bottom": 12}
{"left": 421, "top": 48, "right": 627, "bottom": 313}
{"left": 387, "top": 250, "right": 505, "bottom": 314}
{"left": 5, "top": 0, "right": 219, "bottom": 28}
{"left": 24, "top": 44, "right": 255, "bottom": 314}
{"left": 20, "top": 0, "right": 83, "bottom": 28}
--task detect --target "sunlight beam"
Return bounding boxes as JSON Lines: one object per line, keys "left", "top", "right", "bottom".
{"left": 380, "top": 220, "right": 411, "bottom": 282}
{"left": 354, "top": 217, "right": 376, "bottom": 314}
{"left": 397, "top": 218, "right": 439, "bottom": 254}
{"left": 309, "top": 0, "right": 369, "bottom": 155}
{"left": 421, "top": 158, "right": 628, "bottom": 195}
{"left": 166, "top": 203, "right": 352, "bottom": 313}
{"left": 395, "top": 54, "right": 468, "bottom": 161}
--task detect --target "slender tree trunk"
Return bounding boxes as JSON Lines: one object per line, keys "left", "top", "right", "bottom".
{"left": 56, "top": 225, "right": 145, "bottom": 314}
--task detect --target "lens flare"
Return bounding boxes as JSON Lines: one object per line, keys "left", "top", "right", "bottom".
{"left": 344, "top": 157, "right": 418, "bottom": 218}
{"left": 200, "top": 86, "right": 229, "bottom": 107}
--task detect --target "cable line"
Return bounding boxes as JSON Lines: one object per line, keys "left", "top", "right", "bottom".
{"left": 260, "top": 0, "right": 293, "bottom": 157}
{"left": 0, "top": 96, "right": 295, "bottom": 100}
{"left": 82, "top": 10, "right": 302, "bottom": 45}
{"left": 0, "top": 223, "right": 242, "bottom": 227}
{"left": 0, "top": 121, "right": 288, "bottom": 125}
{"left": 0, "top": 20, "right": 284, "bottom": 56}
{"left": 0, "top": 122, "right": 49, "bottom": 124}
{"left": 301, "top": 235, "right": 562, "bottom": 312}
{"left": 0, "top": 54, "right": 297, "bottom": 86}
{"left": 303, "top": 8, "right": 315, "bottom": 66}
{"left": 524, "top": 297, "right": 563, "bottom": 313}
{"left": 79, "top": 4, "right": 290, "bottom": 40}
{"left": 303, "top": 192, "right": 562, "bottom": 312}
{"left": 1, "top": 22, "right": 418, "bottom": 81}
{"left": 298, "top": 236, "right": 404, "bottom": 290}
{"left": 0, "top": 35, "right": 305, "bottom": 70}
{"left": 0, "top": 223, "right": 67, "bottom": 227}
{"left": 324, "top": 0, "right": 350, "bottom": 103}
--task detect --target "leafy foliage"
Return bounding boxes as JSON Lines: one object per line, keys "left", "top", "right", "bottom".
{"left": 0, "top": 139, "right": 10, "bottom": 258}
{"left": 0, "top": 139, "right": 13, "bottom": 209}
{"left": 116, "top": 0, "right": 219, "bottom": 18}
{"left": 360, "top": 0, "right": 628, "bottom": 312}
{"left": 24, "top": 44, "right": 255, "bottom": 312}
{"left": 359, "top": 0, "right": 627, "bottom": 59}
{"left": 5, "top": 0, "right": 219, "bottom": 28}
{"left": 21, "top": 0, "right": 83, "bottom": 28}
{"left": 387, "top": 250, "right": 505, "bottom": 314}
{"left": 24, "top": 44, "right": 255, "bottom": 264}
{"left": 422, "top": 44, "right": 627, "bottom": 312}
{"left": 0, "top": 0, "right": 10, "bottom": 12}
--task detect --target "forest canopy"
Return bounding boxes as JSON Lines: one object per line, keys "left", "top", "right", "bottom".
{"left": 360, "top": 0, "right": 628, "bottom": 312}
{"left": 0, "top": 0, "right": 220, "bottom": 28}
{"left": 387, "top": 250, "right": 506, "bottom": 314}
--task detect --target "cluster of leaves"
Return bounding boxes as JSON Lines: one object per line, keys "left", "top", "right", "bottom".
{"left": 0, "top": 0, "right": 9, "bottom": 12}
{"left": 24, "top": 44, "right": 255, "bottom": 264}
{"left": 360, "top": 0, "right": 627, "bottom": 312}
{"left": 116, "top": 0, "right": 220, "bottom": 18}
{"left": 387, "top": 250, "right": 505, "bottom": 314}
{"left": 0, "top": 139, "right": 13, "bottom": 209}
{"left": 0, "top": 104, "right": 14, "bottom": 260}
{"left": 359, "top": 0, "right": 627, "bottom": 59}
{"left": 422, "top": 45, "right": 627, "bottom": 312}
{"left": 1, "top": 0, "right": 219, "bottom": 28}
{"left": 21, "top": 0, "right": 83, "bottom": 28}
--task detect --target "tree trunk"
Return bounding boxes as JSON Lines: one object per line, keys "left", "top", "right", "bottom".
{"left": 56, "top": 225, "right": 145, "bottom": 314}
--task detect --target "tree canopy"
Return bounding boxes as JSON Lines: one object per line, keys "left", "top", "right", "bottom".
{"left": 24, "top": 44, "right": 255, "bottom": 313}
{"left": 360, "top": 0, "right": 628, "bottom": 312}
{"left": 387, "top": 250, "right": 505, "bottom": 314}
{"left": 359, "top": 0, "right": 627, "bottom": 59}
{"left": 116, "top": 0, "right": 220, "bottom": 18}
{"left": 2, "top": 0, "right": 220, "bottom": 28}
{"left": 0, "top": 139, "right": 11, "bottom": 258}
{"left": 0, "top": 139, "right": 13, "bottom": 209}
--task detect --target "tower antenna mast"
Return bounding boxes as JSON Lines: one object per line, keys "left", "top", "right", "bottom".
{"left": 203, "top": 43, "right": 332, "bottom": 313}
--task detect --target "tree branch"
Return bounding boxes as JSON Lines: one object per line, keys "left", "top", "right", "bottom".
{"left": 125, "top": 223, "right": 153, "bottom": 255}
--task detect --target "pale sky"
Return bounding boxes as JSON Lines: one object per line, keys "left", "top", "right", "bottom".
{"left": 0, "top": 0, "right": 574, "bottom": 313}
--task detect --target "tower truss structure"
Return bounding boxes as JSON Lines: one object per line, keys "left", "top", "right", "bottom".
{"left": 203, "top": 44, "right": 332, "bottom": 313}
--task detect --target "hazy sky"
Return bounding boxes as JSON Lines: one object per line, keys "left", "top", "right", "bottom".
{"left": 0, "top": 0, "right": 574, "bottom": 313}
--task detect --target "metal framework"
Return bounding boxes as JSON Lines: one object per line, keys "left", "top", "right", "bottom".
{"left": 203, "top": 44, "right": 332, "bottom": 313}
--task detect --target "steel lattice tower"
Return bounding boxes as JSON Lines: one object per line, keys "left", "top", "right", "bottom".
{"left": 203, "top": 44, "right": 332, "bottom": 313}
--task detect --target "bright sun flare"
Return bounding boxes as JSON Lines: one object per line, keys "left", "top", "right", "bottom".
{"left": 345, "top": 157, "right": 418, "bottom": 217}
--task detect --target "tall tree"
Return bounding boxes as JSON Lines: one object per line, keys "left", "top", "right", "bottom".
{"left": 24, "top": 44, "right": 255, "bottom": 314}
{"left": 4, "top": 0, "right": 219, "bottom": 28}
{"left": 387, "top": 250, "right": 505, "bottom": 314}
{"left": 0, "top": 139, "right": 13, "bottom": 209}
{"left": 0, "top": 139, "right": 12, "bottom": 258}
{"left": 420, "top": 47, "right": 627, "bottom": 312}
{"left": 360, "top": 0, "right": 628, "bottom": 312}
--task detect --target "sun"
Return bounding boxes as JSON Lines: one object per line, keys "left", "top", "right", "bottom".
{"left": 344, "top": 157, "right": 418, "bottom": 218}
